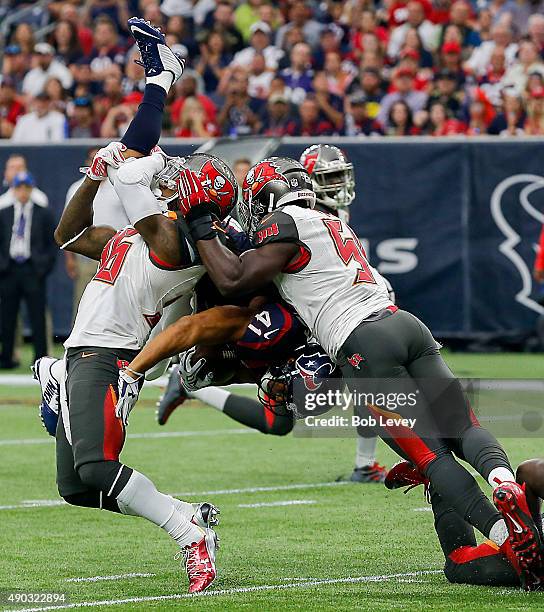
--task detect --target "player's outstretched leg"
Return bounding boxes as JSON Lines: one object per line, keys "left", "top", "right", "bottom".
{"left": 121, "top": 17, "right": 185, "bottom": 156}
{"left": 337, "top": 435, "right": 387, "bottom": 483}
{"left": 158, "top": 365, "right": 295, "bottom": 435}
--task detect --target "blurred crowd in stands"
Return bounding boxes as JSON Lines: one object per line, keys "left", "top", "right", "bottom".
{"left": 1, "top": 0, "right": 544, "bottom": 139}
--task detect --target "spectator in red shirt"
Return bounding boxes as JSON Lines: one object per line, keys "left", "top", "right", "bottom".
{"left": 59, "top": 3, "right": 95, "bottom": 56}
{"left": 170, "top": 73, "right": 217, "bottom": 126}
{"left": 0, "top": 77, "right": 25, "bottom": 139}
{"left": 174, "top": 96, "right": 219, "bottom": 138}
{"left": 287, "top": 96, "right": 334, "bottom": 136}
{"left": 352, "top": 10, "right": 389, "bottom": 57}
{"left": 424, "top": 101, "right": 466, "bottom": 135}
{"left": 440, "top": 41, "right": 466, "bottom": 84}
{"left": 524, "top": 87, "right": 544, "bottom": 134}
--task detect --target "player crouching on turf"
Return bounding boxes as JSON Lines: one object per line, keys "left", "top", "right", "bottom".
{"left": 386, "top": 460, "right": 544, "bottom": 589}
{"left": 173, "top": 156, "right": 544, "bottom": 590}
{"left": 37, "top": 18, "right": 234, "bottom": 594}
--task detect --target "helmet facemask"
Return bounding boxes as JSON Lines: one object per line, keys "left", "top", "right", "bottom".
{"left": 312, "top": 163, "right": 355, "bottom": 209}
{"left": 155, "top": 156, "right": 185, "bottom": 209}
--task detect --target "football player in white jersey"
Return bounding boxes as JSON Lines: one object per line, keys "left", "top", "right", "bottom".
{"left": 300, "top": 144, "right": 388, "bottom": 484}
{"left": 33, "top": 17, "right": 241, "bottom": 594}
{"left": 169, "top": 156, "right": 544, "bottom": 589}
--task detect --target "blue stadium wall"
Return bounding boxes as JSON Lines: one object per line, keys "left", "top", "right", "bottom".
{"left": 1, "top": 137, "right": 543, "bottom": 340}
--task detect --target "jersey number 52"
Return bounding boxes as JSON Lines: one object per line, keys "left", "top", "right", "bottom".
{"left": 323, "top": 219, "right": 375, "bottom": 286}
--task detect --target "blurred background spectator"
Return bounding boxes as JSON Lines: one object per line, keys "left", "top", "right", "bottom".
{"left": 0, "top": 0, "right": 543, "bottom": 140}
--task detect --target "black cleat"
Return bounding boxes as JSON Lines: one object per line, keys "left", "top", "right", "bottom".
{"left": 156, "top": 365, "right": 188, "bottom": 425}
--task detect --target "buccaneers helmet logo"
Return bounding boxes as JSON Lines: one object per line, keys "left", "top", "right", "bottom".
{"left": 199, "top": 160, "right": 235, "bottom": 211}
{"left": 243, "top": 160, "right": 289, "bottom": 202}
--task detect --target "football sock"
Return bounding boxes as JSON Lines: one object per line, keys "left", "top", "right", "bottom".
{"left": 121, "top": 84, "right": 166, "bottom": 155}
{"left": 116, "top": 470, "right": 203, "bottom": 547}
{"left": 190, "top": 387, "right": 230, "bottom": 411}
{"left": 354, "top": 436, "right": 378, "bottom": 469}
{"left": 489, "top": 518, "right": 509, "bottom": 546}
{"left": 147, "top": 64, "right": 175, "bottom": 93}
{"left": 487, "top": 467, "right": 516, "bottom": 489}
{"left": 459, "top": 426, "right": 514, "bottom": 485}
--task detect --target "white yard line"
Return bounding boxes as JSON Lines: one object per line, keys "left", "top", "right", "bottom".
{"left": 238, "top": 499, "right": 316, "bottom": 508}
{"left": 65, "top": 573, "right": 155, "bottom": 583}
{"left": 0, "top": 428, "right": 256, "bottom": 447}
{"left": 9, "top": 570, "right": 443, "bottom": 612}
{"left": 0, "top": 481, "right": 349, "bottom": 511}
{"left": 413, "top": 507, "right": 432, "bottom": 512}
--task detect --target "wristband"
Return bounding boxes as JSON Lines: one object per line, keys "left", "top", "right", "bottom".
{"left": 187, "top": 213, "right": 218, "bottom": 242}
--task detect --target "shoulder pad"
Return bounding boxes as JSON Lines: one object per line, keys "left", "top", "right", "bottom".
{"left": 254, "top": 210, "right": 299, "bottom": 248}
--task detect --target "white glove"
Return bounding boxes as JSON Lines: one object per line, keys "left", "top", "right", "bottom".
{"left": 116, "top": 369, "right": 142, "bottom": 426}
{"left": 83, "top": 142, "right": 127, "bottom": 180}
{"left": 178, "top": 346, "right": 214, "bottom": 392}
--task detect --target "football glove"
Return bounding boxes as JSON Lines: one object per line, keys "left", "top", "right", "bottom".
{"left": 116, "top": 368, "right": 142, "bottom": 426}
{"left": 178, "top": 346, "right": 214, "bottom": 392}
{"left": 176, "top": 167, "right": 208, "bottom": 217}
{"left": 83, "top": 142, "right": 127, "bottom": 180}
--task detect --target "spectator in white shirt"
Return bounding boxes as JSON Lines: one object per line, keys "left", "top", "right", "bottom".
{"left": 22, "top": 42, "right": 73, "bottom": 98}
{"left": 0, "top": 154, "right": 48, "bottom": 209}
{"left": 388, "top": 0, "right": 440, "bottom": 59}
{"left": 11, "top": 92, "right": 67, "bottom": 143}
{"left": 231, "top": 22, "right": 283, "bottom": 71}
{"left": 465, "top": 24, "right": 518, "bottom": 76}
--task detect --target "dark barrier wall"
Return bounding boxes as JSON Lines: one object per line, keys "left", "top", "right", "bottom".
{"left": 1, "top": 139, "right": 543, "bottom": 339}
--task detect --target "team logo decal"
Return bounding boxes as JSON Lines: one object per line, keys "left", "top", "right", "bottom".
{"left": 296, "top": 352, "right": 334, "bottom": 391}
{"left": 300, "top": 149, "right": 319, "bottom": 174}
{"left": 243, "top": 160, "right": 289, "bottom": 201}
{"left": 490, "top": 174, "right": 544, "bottom": 314}
{"left": 347, "top": 353, "right": 364, "bottom": 369}
{"left": 199, "top": 160, "right": 235, "bottom": 210}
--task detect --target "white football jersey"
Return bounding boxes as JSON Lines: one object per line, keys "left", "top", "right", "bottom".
{"left": 253, "top": 205, "right": 393, "bottom": 359}
{"left": 65, "top": 226, "right": 204, "bottom": 350}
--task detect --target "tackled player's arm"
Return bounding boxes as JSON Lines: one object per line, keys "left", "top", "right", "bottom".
{"left": 195, "top": 239, "right": 297, "bottom": 296}
{"left": 113, "top": 154, "right": 184, "bottom": 267}
{"left": 54, "top": 176, "right": 116, "bottom": 260}
{"left": 127, "top": 305, "right": 258, "bottom": 376}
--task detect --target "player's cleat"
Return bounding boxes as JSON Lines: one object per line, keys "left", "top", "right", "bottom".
{"left": 32, "top": 357, "right": 61, "bottom": 436}
{"left": 156, "top": 365, "right": 188, "bottom": 425}
{"left": 494, "top": 481, "right": 544, "bottom": 591}
{"left": 347, "top": 462, "right": 388, "bottom": 483}
{"left": 384, "top": 460, "right": 429, "bottom": 491}
{"left": 191, "top": 502, "right": 220, "bottom": 529}
{"left": 175, "top": 528, "right": 218, "bottom": 593}
{"left": 128, "top": 17, "right": 185, "bottom": 84}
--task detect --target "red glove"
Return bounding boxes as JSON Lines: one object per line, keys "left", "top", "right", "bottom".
{"left": 176, "top": 167, "right": 208, "bottom": 217}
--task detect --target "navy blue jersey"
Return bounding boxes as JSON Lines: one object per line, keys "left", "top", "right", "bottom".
{"left": 236, "top": 301, "right": 307, "bottom": 371}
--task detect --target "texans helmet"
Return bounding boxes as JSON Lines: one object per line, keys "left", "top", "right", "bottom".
{"left": 157, "top": 153, "right": 238, "bottom": 220}
{"left": 238, "top": 157, "right": 315, "bottom": 238}
{"left": 300, "top": 144, "right": 355, "bottom": 210}
{"left": 258, "top": 342, "right": 342, "bottom": 418}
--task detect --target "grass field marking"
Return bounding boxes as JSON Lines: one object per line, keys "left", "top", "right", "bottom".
{"left": 9, "top": 570, "right": 443, "bottom": 612}
{"left": 172, "top": 480, "right": 350, "bottom": 497}
{"left": 0, "top": 482, "right": 349, "bottom": 511}
{"left": 413, "top": 507, "right": 432, "bottom": 512}
{"left": 238, "top": 499, "right": 317, "bottom": 508}
{"left": 0, "top": 428, "right": 257, "bottom": 447}
{"left": 65, "top": 573, "right": 155, "bottom": 583}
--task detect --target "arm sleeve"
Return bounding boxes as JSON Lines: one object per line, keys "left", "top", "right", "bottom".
{"left": 113, "top": 155, "right": 166, "bottom": 226}
{"left": 535, "top": 224, "right": 544, "bottom": 272}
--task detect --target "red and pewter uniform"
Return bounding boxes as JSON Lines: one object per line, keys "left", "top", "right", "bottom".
{"left": 65, "top": 224, "right": 204, "bottom": 351}
{"left": 253, "top": 205, "right": 394, "bottom": 360}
